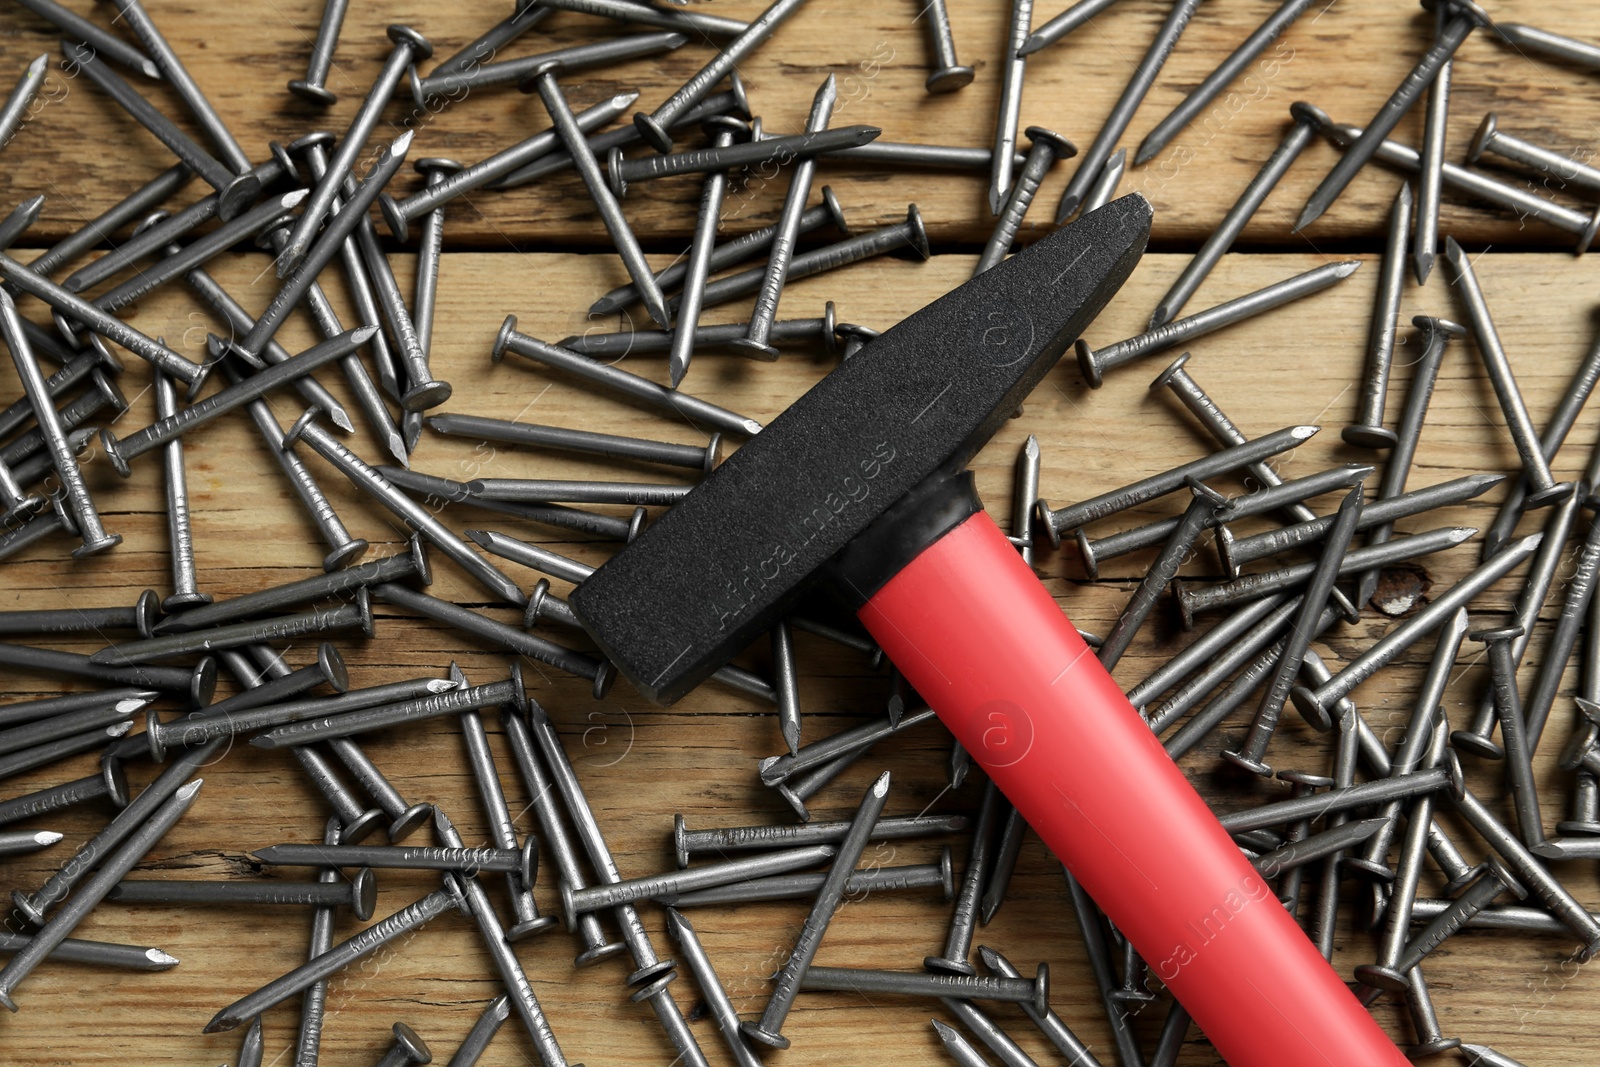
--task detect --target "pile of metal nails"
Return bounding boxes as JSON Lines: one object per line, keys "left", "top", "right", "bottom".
{"left": 0, "top": 0, "right": 1598, "bottom": 1064}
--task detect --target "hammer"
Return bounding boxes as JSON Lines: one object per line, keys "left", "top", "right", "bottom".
{"left": 570, "top": 195, "right": 1407, "bottom": 1067}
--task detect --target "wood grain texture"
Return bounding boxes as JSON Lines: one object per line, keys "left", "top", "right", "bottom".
{"left": 0, "top": 1, "right": 1599, "bottom": 250}
{"left": 0, "top": 1, "right": 1598, "bottom": 1064}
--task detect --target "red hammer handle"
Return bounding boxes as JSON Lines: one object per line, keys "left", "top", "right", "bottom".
{"left": 857, "top": 509, "right": 1407, "bottom": 1067}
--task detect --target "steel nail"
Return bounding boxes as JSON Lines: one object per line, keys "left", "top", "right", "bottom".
{"left": 0, "top": 722, "right": 128, "bottom": 780}
{"left": 930, "top": 1018, "right": 991, "bottom": 1067}
{"left": 633, "top": 0, "right": 805, "bottom": 151}
{"left": 291, "top": 746, "right": 387, "bottom": 845}
{"left": 911, "top": 0, "right": 974, "bottom": 91}
{"left": 1399, "top": 967, "right": 1461, "bottom": 1058}
{"left": 1062, "top": 869, "right": 1144, "bottom": 1066}
{"left": 566, "top": 846, "right": 837, "bottom": 920}
{"left": 561, "top": 307, "right": 839, "bottom": 361}
{"left": 428, "top": 414, "right": 719, "bottom": 474}
{"left": 108, "top": 870, "right": 376, "bottom": 918}
{"left": 0, "top": 829, "right": 62, "bottom": 857}
{"left": 521, "top": 704, "right": 708, "bottom": 1065}
{"left": 498, "top": 82, "right": 751, "bottom": 193}
{"left": 608, "top": 123, "right": 874, "bottom": 197}
{"left": 0, "top": 347, "right": 119, "bottom": 443}
{"left": 663, "top": 909, "right": 762, "bottom": 1067}
{"left": 1149, "top": 102, "right": 1324, "bottom": 326}
{"left": 24, "top": 162, "right": 186, "bottom": 279}
{"left": 287, "top": 0, "right": 350, "bottom": 104}
{"left": 277, "top": 26, "right": 432, "bottom": 274}
{"left": 0, "top": 292, "right": 113, "bottom": 552}
{"left": 1478, "top": 337, "right": 1600, "bottom": 559}
{"left": 0, "top": 257, "right": 201, "bottom": 388}
{"left": 289, "top": 816, "right": 342, "bottom": 1067}
{"left": 1018, "top": 0, "right": 1121, "bottom": 55}
{"left": 1, "top": 367, "right": 127, "bottom": 470}
{"left": 1526, "top": 511, "right": 1600, "bottom": 751}
{"left": 427, "top": 0, "right": 550, "bottom": 82}
{"left": 1296, "top": 0, "right": 1490, "bottom": 229}
{"left": 147, "top": 372, "right": 208, "bottom": 608}
{"left": 1454, "top": 490, "right": 1582, "bottom": 757}
{"left": 978, "top": 945, "right": 1103, "bottom": 1065}
{"left": 1557, "top": 770, "right": 1600, "bottom": 838}
{"left": 1292, "top": 534, "right": 1543, "bottom": 723}
{"left": 445, "top": 994, "right": 511, "bottom": 1067}
{"left": 90, "top": 590, "right": 372, "bottom": 666}
{"left": 1152, "top": 353, "right": 1322, "bottom": 527}
{"left": 1449, "top": 784, "right": 1600, "bottom": 958}
{"left": 373, "top": 1022, "right": 431, "bottom": 1067}
{"left": 1008, "top": 436, "right": 1043, "bottom": 569}
{"left": 1223, "top": 474, "right": 1502, "bottom": 573}
{"left": 1445, "top": 237, "right": 1573, "bottom": 505}
{"left": 62, "top": 41, "right": 255, "bottom": 216}
{"left": 1226, "top": 485, "right": 1366, "bottom": 774}
{"left": 100, "top": 0, "right": 251, "bottom": 172}
{"left": 255, "top": 664, "right": 530, "bottom": 749}
{"left": 1467, "top": 111, "right": 1600, "bottom": 195}
{"left": 1344, "top": 184, "right": 1413, "bottom": 448}
{"left": 327, "top": 738, "right": 431, "bottom": 843}
{"left": 678, "top": 205, "right": 929, "bottom": 316}
{"left": 13, "top": 734, "right": 220, "bottom": 924}
{"left": 664, "top": 117, "right": 743, "bottom": 386}
{"left": 254, "top": 839, "right": 532, "bottom": 883}
{"left": 762, "top": 707, "right": 939, "bottom": 786}
{"left": 435, "top": 814, "right": 574, "bottom": 1067}
{"left": 735, "top": 77, "right": 839, "bottom": 355}
{"left": 1137, "top": 1, "right": 1320, "bottom": 164}
{"left": 1087, "top": 465, "right": 1371, "bottom": 580}
{"left": 661, "top": 851, "right": 953, "bottom": 907}
{"left": 1039, "top": 425, "right": 1319, "bottom": 544}
{"left": 0, "top": 699, "right": 142, "bottom": 757}
{"left": 925, "top": 779, "right": 1000, "bottom": 976}
{"left": 1099, "top": 479, "right": 1230, "bottom": 671}
{"left": 499, "top": 709, "right": 627, "bottom": 968}
{"left": 1477, "top": 626, "right": 1547, "bottom": 844}
{"left": 0, "top": 194, "right": 44, "bottom": 252}
{"left": 0, "top": 778, "right": 202, "bottom": 1010}
{"left": 979, "top": 804, "right": 1027, "bottom": 924}
{"left": 458, "top": 703, "right": 557, "bottom": 938}
{"left": 527, "top": 66, "right": 670, "bottom": 328}
{"left": 1495, "top": 20, "right": 1600, "bottom": 66}
{"left": 1354, "top": 718, "right": 1450, "bottom": 991}
{"left": 1078, "top": 146, "right": 1127, "bottom": 216}
{"left": 420, "top": 31, "right": 686, "bottom": 100}
{"left": 0, "top": 930, "right": 175, "bottom": 971}
{"left": 493, "top": 319, "right": 763, "bottom": 438}
{"left": 0, "top": 593, "right": 158, "bottom": 639}
{"left": 976, "top": 128, "right": 1077, "bottom": 277}
{"left": 0, "top": 642, "right": 215, "bottom": 706}
{"left": 743, "top": 771, "right": 892, "bottom": 1048}
{"left": 800, "top": 962, "right": 1048, "bottom": 1014}
{"left": 1394, "top": 859, "right": 1527, "bottom": 989}
{"left": 371, "top": 584, "right": 610, "bottom": 692}
{"left": 588, "top": 192, "right": 846, "bottom": 316}
{"left": 1055, "top": 0, "right": 1202, "bottom": 221}
{"left": 0, "top": 762, "right": 129, "bottom": 826}
{"left": 383, "top": 96, "right": 632, "bottom": 238}
{"left": 1182, "top": 525, "right": 1474, "bottom": 624}
{"left": 88, "top": 193, "right": 303, "bottom": 317}
{"left": 284, "top": 414, "right": 524, "bottom": 603}
{"left": 1348, "top": 614, "right": 1468, "bottom": 883}
{"left": 158, "top": 540, "right": 426, "bottom": 635}
{"left": 1129, "top": 592, "right": 1292, "bottom": 715}
{"left": 1078, "top": 262, "right": 1361, "bottom": 386}
{"left": 13, "top": 0, "right": 160, "bottom": 78}
{"left": 987, "top": 0, "right": 1034, "bottom": 214}
{"left": 204, "top": 882, "right": 465, "bottom": 1033}
{"left": 1323, "top": 117, "right": 1600, "bottom": 252}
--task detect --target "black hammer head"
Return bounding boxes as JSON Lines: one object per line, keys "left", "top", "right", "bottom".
{"left": 570, "top": 195, "right": 1152, "bottom": 704}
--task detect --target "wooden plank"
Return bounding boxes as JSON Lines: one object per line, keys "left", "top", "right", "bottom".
{"left": 1, "top": 1, "right": 1600, "bottom": 250}
{"left": 0, "top": 246, "right": 1597, "bottom": 1064}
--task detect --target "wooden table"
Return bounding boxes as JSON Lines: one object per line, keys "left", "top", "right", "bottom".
{"left": 1, "top": 2, "right": 1599, "bottom": 1064}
